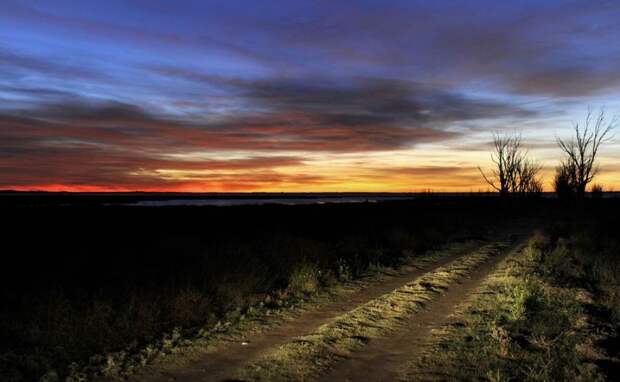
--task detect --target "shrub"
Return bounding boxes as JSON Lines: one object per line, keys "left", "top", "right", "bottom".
{"left": 288, "top": 263, "right": 320, "bottom": 296}
{"left": 170, "top": 288, "right": 211, "bottom": 326}
{"left": 590, "top": 183, "right": 604, "bottom": 199}
{"left": 504, "top": 278, "right": 543, "bottom": 322}
{"left": 335, "top": 258, "right": 353, "bottom": 282}
{"left": 554, "top": 163, "right": 576, "bottom": 200}
{"left": 528, "top": 230, "right": 551, "bottom": 253}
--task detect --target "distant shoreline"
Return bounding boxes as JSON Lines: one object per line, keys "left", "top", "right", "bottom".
{"left": 2, "top": 190, "right": 619, "bottom": 208}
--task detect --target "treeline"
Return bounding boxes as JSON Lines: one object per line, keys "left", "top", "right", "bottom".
{"left": 479, "top": 108, "right": 616, "bottom": 199}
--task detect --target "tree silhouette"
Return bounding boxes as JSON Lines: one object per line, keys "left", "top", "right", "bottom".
{"left": 553, "top": 160, "right": 578, "bottom": 200}
{"left": 479, "top": 133, "right": 542, "bottom": 196}
{"left": 556, "top": 108, "right": 616, "bottom": 199}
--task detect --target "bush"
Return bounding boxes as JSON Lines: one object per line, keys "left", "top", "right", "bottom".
{"left": 171, "top": 288, "right": 211, "bottom": 326}
{"left": 590, "top": 183, "right": 604, "bottom": 199}
{"left": 501, "top": 278, "right": 552, "bottom": 325}
{"left": 554, "top": 163, "right": 576, "bottom": 200}
{"left": 288, "top": 263, "right": 320, "bottom": 296}
{"left": 335, "top": 258, "right": 353, "bottom": 282}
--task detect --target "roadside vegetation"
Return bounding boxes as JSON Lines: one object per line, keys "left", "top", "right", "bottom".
{"left": 401, "top": 221, "right": 620, "bottom": 381}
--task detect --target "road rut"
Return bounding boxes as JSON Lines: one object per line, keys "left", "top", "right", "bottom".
{"left": 130, "top": 235, "right": 523, "bottom": 382}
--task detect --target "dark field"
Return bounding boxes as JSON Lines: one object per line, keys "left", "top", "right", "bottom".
{"left": 1, "top": 194, "right": 619, "bottom": 381}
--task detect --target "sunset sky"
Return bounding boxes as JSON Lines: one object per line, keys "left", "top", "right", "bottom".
{"left": 1, "top": 0, "right": 619, "bottom": 192}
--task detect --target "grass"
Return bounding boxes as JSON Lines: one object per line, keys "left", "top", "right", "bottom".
{"left": 288, "top": 262, "right": 321, "bottom": 296}
{"left": 399, "top": 231, "right": 618, "bottom": 381}
{"left": 237, "top": 242, "right": 508, "bottom": 381}
{"left": 537, "top": 226, "right": 620, "bottom": 328}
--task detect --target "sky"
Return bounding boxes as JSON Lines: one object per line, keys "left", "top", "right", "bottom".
{"left": 1, "top": 0, "right": 619, "bottom": 192}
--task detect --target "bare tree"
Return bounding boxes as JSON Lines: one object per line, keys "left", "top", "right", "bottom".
{"left": 557, "top": 108, "right": 616, "bottom": 199}
{"left": 479, "top": 133, "right": 542, "bottom": 196}
{"left": 478, "top": 134, "right": 522, "bottom": 196}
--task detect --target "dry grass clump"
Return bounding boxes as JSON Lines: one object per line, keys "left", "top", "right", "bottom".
{"left": 288, "top": 263, "right": 321, "bottom": 296}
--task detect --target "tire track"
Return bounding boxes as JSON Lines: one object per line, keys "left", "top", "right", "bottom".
{"left": 318, "top": 240, "right": 526, "bottom": 382}
{"left": 237, "top": 240, "right": 520, "bottom": 381}
{"left": 129, "top": 240, "right": 490, "bottom": 382}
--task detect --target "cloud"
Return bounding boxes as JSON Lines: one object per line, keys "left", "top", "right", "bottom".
{"left": 151, "top": 74, "right": 535, "bottom": 146}
{"left": 0, "top": 46, "right": 110, "bottom": 82}
{"left": 357, "top": 165, "right": 484, "bottom": 189}
{"left": 502, "top": 64, "right": 620, "bottom": 97}
{"left": 0, "top": 72, "right": 538, "bottom": 189}
{"left": 243, "top": 1, "right": 620, "bottom": 97}
{"left": 0, "top": 135, "right": 307, "bottom": 190}
{"left": 236, "top": 77, "right": 531, "bottom": 121}
{"left": 2, "top": 76, "right": 534, "bottom": 151}
{"left": 0, "top": 104, "right": 313, "bottom": 189}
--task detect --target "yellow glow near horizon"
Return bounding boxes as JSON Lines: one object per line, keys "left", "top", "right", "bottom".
{"left": 119, "top": 142, "right": 620, "bottom": 193}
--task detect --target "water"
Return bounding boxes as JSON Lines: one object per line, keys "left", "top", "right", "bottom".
{"left": 125, "top": 191, "right": 620, "bottom": 206}
{"left": 129, "top": 196, "right": 418, "bottom": 207}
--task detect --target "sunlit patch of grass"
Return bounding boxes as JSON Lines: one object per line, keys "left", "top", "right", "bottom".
{"left": 237, "top": 243, "right": 507, "bottom": 381}
{"left": 399, "top": 235, "right": 608, "bottom": 382}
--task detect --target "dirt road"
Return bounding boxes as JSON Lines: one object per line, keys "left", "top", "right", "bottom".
{"left": 318, "top": 243, "right": 520, "bottom": 382}
{"left": 130, "top": 234, "right": 525, "bottom": 382}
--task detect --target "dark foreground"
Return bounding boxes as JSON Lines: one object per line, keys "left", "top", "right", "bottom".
{"left": 0, "top": 195, "right": 618, "bottom": 381}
